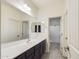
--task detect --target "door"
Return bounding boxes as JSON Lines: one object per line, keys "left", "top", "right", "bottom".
{"left": 22, "top": 21, "right": 29, "bottom": 39}
{"left": 49, "top": 17, "right": 60, "bottom": 43}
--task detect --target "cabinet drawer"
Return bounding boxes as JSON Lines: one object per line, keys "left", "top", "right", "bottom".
{"left": 14, "top": 52, "right": 26, "bottom": 59}
{"left": 41, "top": 40, "right": 46, "bottom": 46}
{"left": 35, "top": 43, "right": 41, "bottom": 50}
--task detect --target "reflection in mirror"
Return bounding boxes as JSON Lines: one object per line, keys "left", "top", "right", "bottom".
{"left": 38, "top": 25, "right": 41, "bottom": 32}
{"left": 35, "top": 25, "right": 37, "bottom": 32}
{"left": 31, "top": 22, "right": 43, "bottom": 33}
{"left": 22, "top": 21, "right": 29, "bottom": 39}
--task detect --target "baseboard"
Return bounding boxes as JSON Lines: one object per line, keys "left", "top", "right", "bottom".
{"left": 68, "top": 44, "right": 79, "bottom": 59}
{"left": 69, "top": 44, "right": 79, "bottom": 55}
{"left": 50, "top": 42, "right": 60, "bottom": 44}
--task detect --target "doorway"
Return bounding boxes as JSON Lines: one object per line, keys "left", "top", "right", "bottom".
{"left": 49, "top": 17, "right": 61, "bottom": 44}
{"left": 22, "top": 21, "right": 29, "bottom": 39}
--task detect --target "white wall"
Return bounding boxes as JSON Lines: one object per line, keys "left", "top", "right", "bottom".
{"left": 66, "top": 0, "right": 79, "bottom": 59}
{"left": 67, "top": 0, "right": 79, "bottom": 50}
{"left": 0, "top": 1, "right": 1, "bottom": 39}
{"left": 37, "top": 0, "right": 66, "bottom": 52}
{"left": 1, "top": 1, "right": 38, "bottom": 43}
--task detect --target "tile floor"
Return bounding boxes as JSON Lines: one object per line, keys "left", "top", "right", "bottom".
{"left": 41, "top": 43, "right": 67, "bottom": 59}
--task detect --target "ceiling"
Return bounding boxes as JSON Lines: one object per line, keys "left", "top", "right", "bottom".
{"left": 4, "top": 0, "right": 66, "bottom": 16}
{"left": 31, "top": 0, "right": 66, "bottom": 8}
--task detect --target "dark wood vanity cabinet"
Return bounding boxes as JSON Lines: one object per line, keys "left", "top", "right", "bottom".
{"left": 34, "top": 40, "right": 46, "bottom": 59}
{"left": 14, "top": 47, "right": 35, "bottom": 59}
{"left": 14, "top": 40, "right": 46, "bottom": 59}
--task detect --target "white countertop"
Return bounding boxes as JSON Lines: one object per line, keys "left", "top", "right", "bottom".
{"left": 1, "top": 38, "right": 46, "bottom": 59}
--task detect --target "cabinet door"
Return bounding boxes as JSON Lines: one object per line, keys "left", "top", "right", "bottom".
{"left": 27, "top": 54, "right": 34, "bottom": 59}
{"left": 26, "top": 47, "right": 34, "bottom": 59}
{"left": 14, "top": 52, "right": 26, "bottom": 59}
{"left": 34, "top": 43, "right": 41, "bottom": 59}
{"left": 41, "top": 40, "right": 46, "bottom": 55}
{"left": 34, "top": 49, "right": 41, "bottom": 59}
{"left": 26, "top": 47, "right": 34, "bottom": 57}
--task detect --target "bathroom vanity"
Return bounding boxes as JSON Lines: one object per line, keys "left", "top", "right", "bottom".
{"left": 14, "top": 40, "right": 46, "bottom": 59}
{"left": 1, "top": 39, "right": 46, "bottom": 59}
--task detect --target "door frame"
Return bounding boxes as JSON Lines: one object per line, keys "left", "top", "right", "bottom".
{"left": 48, "top": 17, "right": 61, "bottom": 44}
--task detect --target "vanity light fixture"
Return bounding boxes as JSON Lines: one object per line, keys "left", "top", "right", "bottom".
{"left": 6, "top": 0, "right": 32, "bottom": 16}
